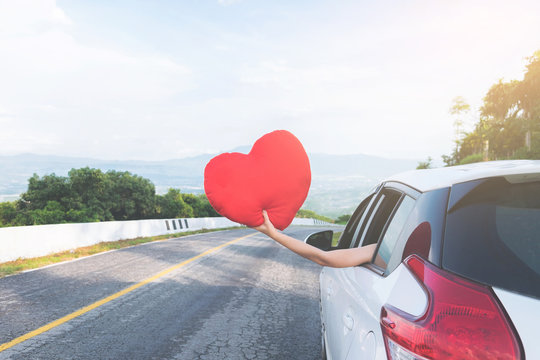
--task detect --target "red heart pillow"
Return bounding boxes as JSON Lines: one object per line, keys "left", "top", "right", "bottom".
{"left": 204, "top": 130, "right": 311, "bottom": 230}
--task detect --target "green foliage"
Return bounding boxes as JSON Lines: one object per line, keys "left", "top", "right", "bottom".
{"left": 449, "top": 96, "right": 471, "bottom": 115}
{"left": 512, "top": 132, "right": 540, "bottom": 159}
{"left": 14, "top": 168, "right": 160, "bottom": 225}
{"left": 156, "top": 189, "right": 193, "bottom": 218}
{"left": 68, "top": 167, "right": 112, "bottom": 221}
{"left": 20, "top": 173, "right": 72, "bottom": 211}
{"left": 443, "top": 50, "right": 540, "bottom": 164}
{"left": 332, "top": 231, "right": 342, "bottom": 247}
{"left": 0, "top": 168, "right": 222, "bottom": 227}
{"left": 296, "top": 209, "right": 334, "bottom": 223}
{"left": 181, "top": 193, "right": 220, "bottom": 217}
{"left": 441, "top": 153, "right": 457, "bottom": 167}
{"left": 458, "top": 153, "right": 484, "bottom": 165}
{"left": 416, "top": 157, "right": 433, "bottom": 169}
{"left": 0, "top": 201, "right": 17, "bottom": 227}
{"left": 29, "top": 201, "right": 67, "bottom": 225}
{"left": 106, "top": 170, "right": 156, "bottom": 220}
{"left": 335, "top": 214, "right": 351, "bottom": 224}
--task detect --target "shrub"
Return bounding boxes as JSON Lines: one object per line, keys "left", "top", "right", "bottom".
{"left": 335, "top": 214, "right": 351, "bottom": 224}
{"left": 459, "top": 153, "right": 484, "bottom": 165}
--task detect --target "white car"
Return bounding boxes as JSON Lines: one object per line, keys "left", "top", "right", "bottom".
{"left": 306, "top": 160, "right": 540, "bottom": 360}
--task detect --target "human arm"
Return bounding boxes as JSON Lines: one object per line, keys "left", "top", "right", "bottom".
{"left": 254, "top": 210, "right": 377, "bottom": 268}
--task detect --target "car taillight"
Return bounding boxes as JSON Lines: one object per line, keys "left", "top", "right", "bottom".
{"left": 380, "top": 255, "right": 522, "bottom": 360}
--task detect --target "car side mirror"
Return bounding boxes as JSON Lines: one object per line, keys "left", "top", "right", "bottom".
{"left": 304, "top": 230, "right": 333, "bottom": 251}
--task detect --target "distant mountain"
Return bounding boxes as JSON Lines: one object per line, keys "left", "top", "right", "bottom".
{"left": 306, "top": 153, "right": 418, "bottom": 216}
{"left": 0, "top": 151, "right": 419, "bottom": 217}
{"left": 309, "top": 153, "right": 418, "bottom": 178}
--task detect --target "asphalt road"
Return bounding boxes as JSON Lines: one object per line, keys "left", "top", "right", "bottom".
{"left": 0, "top": 226, "right": 336, "bottom": 359}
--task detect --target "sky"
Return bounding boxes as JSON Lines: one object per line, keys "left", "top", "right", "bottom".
{"left": 0, "top": 0, "right": 539, "bottom": 162}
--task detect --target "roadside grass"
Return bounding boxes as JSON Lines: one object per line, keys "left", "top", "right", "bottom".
{"left": 0, "top": 227, "right": 242, "bottom": 278}
{"left": 332, "top": 231, "right": 342, "bottom": 247}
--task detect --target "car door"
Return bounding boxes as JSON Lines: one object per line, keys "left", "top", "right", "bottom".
{"left": 321, "top": 184, "right": 419, "bottom": 360}
{"left": 320, "top": 192, "right": 375, "bottom": 360}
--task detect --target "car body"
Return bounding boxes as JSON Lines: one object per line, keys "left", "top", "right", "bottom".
{"left": 310, "top": 160, "right": 540, "bottom": 360}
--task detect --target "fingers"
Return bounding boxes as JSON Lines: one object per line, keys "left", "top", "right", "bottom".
{"left": 252, "top": 210, "right": 269, "bottom": 232}
{"left": 257, "top": 209, "right": 277, "bottom": 235}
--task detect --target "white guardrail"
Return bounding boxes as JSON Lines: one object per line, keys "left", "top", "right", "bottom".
{"left": 0, "top": 217, "right": 338, "bottom": 263}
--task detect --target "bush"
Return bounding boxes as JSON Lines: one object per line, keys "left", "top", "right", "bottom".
{"left": 0, "top": 201, "right": 17, "bottom": 227}
{"left": 182, "top": 193, "right": 220, "bottom": 217}
{"left": 296, "top": 209, "right": 334, "bottom": 223}
{"left": 459, "top": 153, "right": 484, "bottom": 165}
{"left": 1, "top": 169, "right": 230, "bottom": 226}
{"left": 155, "top": 189, "right": 193, "bottom": 218}
{"left": 512, "top": 133, "right": 540, "bottom": 159}
{"left": 416, "top": 157, "right": 433, "bottom": 169}
{"left": 335, "top": 214, "right": 351, "bottom": 224}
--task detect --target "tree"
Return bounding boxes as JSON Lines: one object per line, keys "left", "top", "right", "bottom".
{"left": 18, "top": 173, "right": 72, "bottom": 211}
{"left": 106, "top": 170, "right": 156, "bottom": 220}
{"left": 416, "top": 157, "right": 432, "bottom": 169}
{"left": 68, "top": 167, "right": 111, "bottom": 221}
{"left": 442, "top": 49, "right": 540, "bottom": 163}
{"left": 197, "top": 194, "right": 220, "bottom": 217}
{"left": 444, "top": 97, "right": 471, "bottom": 166}
{"left": 0, "top": 201, "right": 17, "bottom": 227}
{"left": 516, "top": 51, "right": 540, "bottom": 153}
{"left": 156, "top": 189, "right": 193, "bottom": 218}
{"left": 182, "top": 193, "right": 220, "bottom": 217}
{"left": 480, "top": 80, "right": 522, "bottom": 159}
{"left": 29, "top": 201, "right": 67, "bottom": 225}
{"left": 450, "top": 96, "right": 471, "bottom": 135}
{"left": 6, "top": 168, "right": 160, "bottom": 225}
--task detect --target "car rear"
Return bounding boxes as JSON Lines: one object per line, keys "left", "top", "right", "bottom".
{"left": 381, "top": 173, "right": 539, "bottom": 359}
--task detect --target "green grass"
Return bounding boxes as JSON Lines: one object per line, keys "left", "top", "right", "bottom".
{"left": 0, "top": 227, "right": 242, "bottom": 278}
{"left": 332, "top": 231, "right": 342, "bottom": 247}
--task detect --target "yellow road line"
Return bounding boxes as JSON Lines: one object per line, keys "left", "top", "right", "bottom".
{"left": 0, "top": 232, "right": 257, "bottom": 352}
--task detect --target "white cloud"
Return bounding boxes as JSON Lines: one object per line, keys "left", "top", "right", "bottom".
{"left": 241, "top": 61, "right": 378, "bottom": 88}
{"left": 0, "top": 0, "right": 539, "bottom": 161}
{"left": 0, "top": 0, "right": 192, "bottom": 159}
{"left": 0, "top": 0, "right": 71, "bottom": 34}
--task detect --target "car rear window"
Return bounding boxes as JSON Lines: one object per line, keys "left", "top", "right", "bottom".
{"left": 443, "top": 178, "right": 540, "bottom": 299}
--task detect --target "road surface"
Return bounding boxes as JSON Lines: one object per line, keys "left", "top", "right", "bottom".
{"left": 0, "top": 226, "right": 336, "bottom": 359}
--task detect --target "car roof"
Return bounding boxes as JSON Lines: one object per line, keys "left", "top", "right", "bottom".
{"left": 384, "top": 160, "right": 540, "bottom": 192}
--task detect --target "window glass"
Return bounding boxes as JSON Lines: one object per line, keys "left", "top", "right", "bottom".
{"left": 337, "top": 194, "right": 374, "bottom": 249}
{"left": 384, "top": 187, "right": 449, "bottom": 275}
{"left": 401, "top": 222, "right": 431, "bottom": 261}
{"left": 352, "top": 193, "right": 385, "bottom": 247}
{"left": 374, "top": 195, "right": 415, "bottom": 269}
{"left": 444, "top": 178, "right": 540, "bottom": 299}
{"left": 361, "top": 189, "right": 402, "bottom": 246}
{"left": 350, "top": 194, "right": 378, "bottom": 248}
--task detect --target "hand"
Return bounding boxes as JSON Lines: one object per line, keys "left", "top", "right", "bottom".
{"left": 253, "top": 210, "right": 277, "bottom": 237}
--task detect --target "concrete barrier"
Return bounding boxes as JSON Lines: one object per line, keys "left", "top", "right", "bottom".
{"left": 0, "top": 217, "right": 338, "bottom": 263}
{"left": 291, "top": 218, "right": 341, "bottom": 226}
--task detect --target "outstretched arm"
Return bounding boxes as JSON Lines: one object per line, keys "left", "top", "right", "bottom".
{"left": 254, "top": 210, "right": 376, "bottom": 268}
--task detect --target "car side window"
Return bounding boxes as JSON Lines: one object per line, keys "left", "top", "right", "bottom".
{"left": 336, "top": 194, "right": 374, "bottom": 249}
{"left": 373, "top": 195, "right": 416, "bottom": 269}
{"left": 383, "top": 187, "right": 449, "bottom": 275}
{"left": 349, "top": 193, "right": 384, "bottom": 248}
{"left": 360, "top": 189, "right": 403, "bottom": 247}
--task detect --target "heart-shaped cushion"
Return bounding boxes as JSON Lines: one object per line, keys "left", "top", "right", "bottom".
{"left": 204, "top": 130, "right": 311, "bottom": 230}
